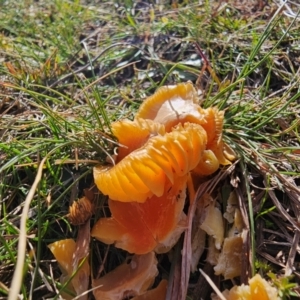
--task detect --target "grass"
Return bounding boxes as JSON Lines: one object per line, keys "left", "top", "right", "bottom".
{"left": 1, "top": 0, "right": 300, "bottom": 299}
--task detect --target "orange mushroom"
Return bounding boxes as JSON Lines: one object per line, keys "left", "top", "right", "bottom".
{"left": 192, "top": 149, "right": 220, "bottom": 176}
{"left": 94, "top": 122, "right": 208, "bottom": 203}
{"left": 91, "top": 175, "right": 187, "bottom": 254}
{"left": 92, "top": 252, "right": 158, "bottom": 300}
{"left": 214, "top": 274, "right": 280, "bottom": 300}
{"left": 49, "top": 82, "right": 235, "bottom": 299}
{"left": 92, "top": 82, "right": 235, "bottom": 254}
{"left": 48, "top": 239, "right": 90, "bottom": 300}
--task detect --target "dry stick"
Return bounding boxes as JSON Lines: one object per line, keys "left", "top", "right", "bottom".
{"left": 187, "top": 173, "right": 196, "bottom": 205}
{"left": 8, "top": 157, "right": 47, "bottom": 300}
{"left": 286, "top": 231, "right": 300, "bottom": 276}
{"left": 180, "top": 185, "right": 199, "bottom": 299}
{"left": 285, "top": 180, "right": 300, "bottom": 276}
{"left": 194, "top": 43, "right": 222, "bottom": 87}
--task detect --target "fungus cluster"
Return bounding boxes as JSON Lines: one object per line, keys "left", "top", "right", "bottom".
{"left": 92, "top": 82, "right": 231, "bottom": 257}
{"left": 49, "top": 82, "right": 236, "bottom": 299}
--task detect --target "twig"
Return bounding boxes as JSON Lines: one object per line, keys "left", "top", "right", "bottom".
{"left": 8, "top": 157, "right": 47, "bottom": 300}
{"left": 285, "top": 230, "right": 300, "bottom": 276}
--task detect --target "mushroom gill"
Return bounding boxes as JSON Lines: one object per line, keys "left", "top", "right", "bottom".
{"left": 111, "top": 118, "right": 165, "bottom": 162}
{"left": 91, "top": 175, "right": 187, "bottom": 254}
{"left": 94, "top": 122, "right": 207, "bottom": 203}
{"left": 92, "top": 252, "right": 158, "bottom": 300}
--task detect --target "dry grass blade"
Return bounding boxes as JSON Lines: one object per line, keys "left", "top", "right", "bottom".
{"left": 166, "top": 242, "right": 182, "bottom": 300}
{"left": 8, "top": 157, "right": 47, "bottom": 300}
{"left": 72, "top": 221, "right": 91, "bottom": 270}
{"left": 285, "top": 231, "right": 300, "bottom": 276}
{"left": 236, "top": 186, "right": 252, "bottom": 282}
{"left": 180, "top": 179, "right": 212, "bottom": 299}
{"left": 199, "top": 268, "right": 226, "bottom": 300}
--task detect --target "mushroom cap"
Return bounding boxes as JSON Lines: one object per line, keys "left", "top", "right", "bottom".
{"left": 48, "top": 239, "right": 90, "bottom": 300}
{"left": 91, "top": 176, "right": 187, "bottom": 254}
{"left": 94, "top": 122, "right": 207, "bottom": 203}
{"left": 192, "top": 149, "right": 220, "bottom": 176}
{"left": 135, "top": 82, "right": 207, "bottom": 132}
{"left": 134, "top": 82, "right": 231, "bottom": 165}
{"left": 92, "top": 252, "right": 158, "bottom": 300}
{"left": 220, "top": 274, "right": 280, "bottom": 300}
{"left": 136, "top": 82, "right": 207, "bottom": 132}
{"left": 249, "top": 274, "right": 279, "bottom": 300}
{"left": 112, "top": 118, "right": 165, "bottom": 162}
{"left": 48, "top": 239, "right": 76, "bottom": 276}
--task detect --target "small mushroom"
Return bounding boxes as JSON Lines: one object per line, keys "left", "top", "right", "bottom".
{"left": 217, "top": 274, "right": 280, "bottom": 300}
{"left": 92, "top": 252, "right": 158, "bottom": 300}
{"left": 48, "top": 239, "right": 90, "bottom": 300}
{"left": 91, "top": 176, "right": 187, "bottom": 254}
{"left": 192, "top": 149, "right": 220, "bottom": 176}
